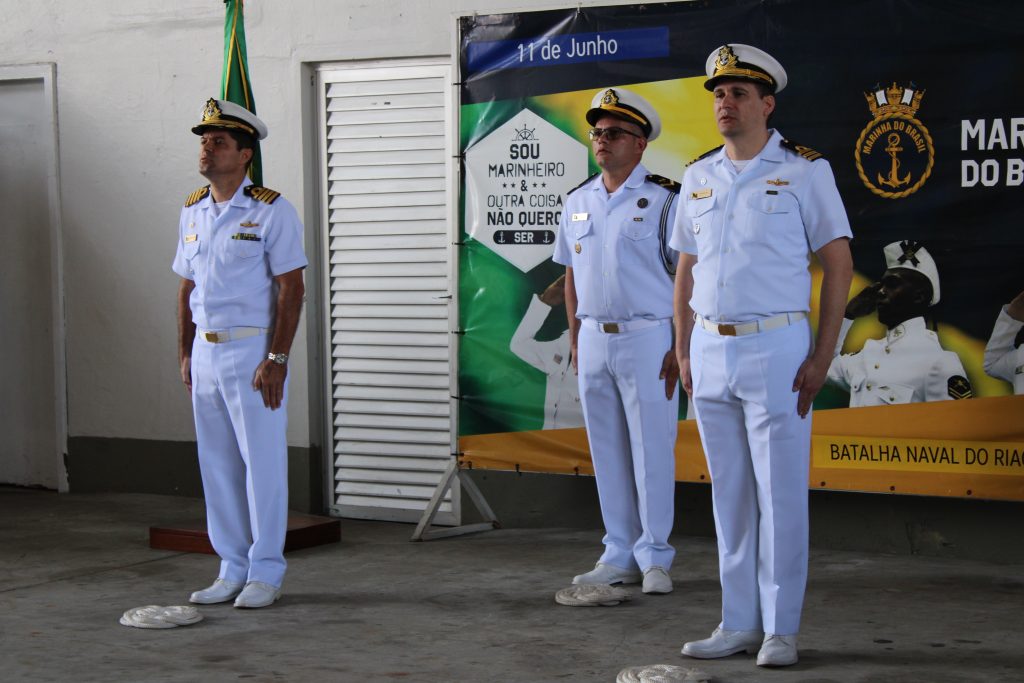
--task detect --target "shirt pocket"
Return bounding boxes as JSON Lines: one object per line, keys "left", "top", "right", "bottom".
{"left": 685, "top": 194, "right": 716, "bottom": 253}
{"left": 571, "top": 219, "right": 595, "bottom": 266}
{"left": 183, "top": 240, "right": 201, "bottom": 261}
{"left": 227, "top": 233, "right": 263, "bottom": 259}
{"left": 877, "top": 383, "right": 914, "bottom": 405}
{"left": 743, "top": 191, "right": 800, "bottom": 245}
{"left": 619, "top": 219, "right": 656, "bottom": 270}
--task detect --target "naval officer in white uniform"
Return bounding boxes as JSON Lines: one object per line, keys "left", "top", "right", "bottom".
{"left": 509, "top": 274, "right": 584, "bottom": 430}
{"left": 553, "top": 87, "right": 681, "bottom": 595}
{"left": 173, "top": 98, "right": 307, "bottom": 609}
{"left": 672, "top": 45, "right": 853, "bottom": 666}
{"left": 984, "top": 289, "right": 1024, "bottom": 394}
{"left": 829, "top": 241, "right": 972, "bottom": 405}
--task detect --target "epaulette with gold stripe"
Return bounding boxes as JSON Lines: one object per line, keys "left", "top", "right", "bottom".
{"left": 781, "top": 138, "right": 824, "bottom": 162}
{"left": 645, "top": 174, "right": 680, "bottom": 194}
{"left": 567, "top": 172, "right": 600, "bottom": 196}
{"left": 685, "top": 145, "right": 723, "bottom": 167}
{"left": 245, "top": 185, "right": 281, "bottom": 204}
{"left": 184, "top": 186, "right": 210, "bottom": 207}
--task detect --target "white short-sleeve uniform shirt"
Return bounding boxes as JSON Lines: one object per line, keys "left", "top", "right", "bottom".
{"left": 172, "top": 178, "right": 308, "bottom": 329}
{"left": 670, "top": 130, "right": 852, "bottom": 321}
{"left": 553, "top": 163, "right": 678, "bottom": 322}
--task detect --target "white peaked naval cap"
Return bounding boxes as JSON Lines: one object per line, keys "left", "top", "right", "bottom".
{"left": 586, "top": 87, "right": 662, "bottom": 141}
{"left": 884, "top": 240, "right": 941, "bottom": 305}
{"left": 704, "top": 44, "right": 788, "bottom": 94}
{"left": 192, "top": 98, "right": 268, "bottom": 140}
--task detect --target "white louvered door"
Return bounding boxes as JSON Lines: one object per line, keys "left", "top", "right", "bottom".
{"left": 317, "top": 60, "right": 457, "bottom": 524}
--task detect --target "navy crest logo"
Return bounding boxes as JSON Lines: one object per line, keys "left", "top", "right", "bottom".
{"left": 855, "top": 82, "right": 935, "bottom": 199}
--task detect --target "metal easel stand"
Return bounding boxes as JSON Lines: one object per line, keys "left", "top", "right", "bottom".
{"left": 411, "top": 458, "right": 500, "bottom": 541}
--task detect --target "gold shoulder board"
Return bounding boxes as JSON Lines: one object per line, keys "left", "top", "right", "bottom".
{"left": 184, "top": 186, "right": 210, "bottom": 207}
{"left": 685, "top": 145, "right": 723, "bottom": 167}
{"left": 245, "top": 185, "right": 281, "bottom": 204}
{"left": 645, "top": 174, "right": 681, "bottom": 193}
{"left": 567, "top": 172, "right": 601, "bottom": 196}
{"left": 780, "top": 139, "right": 824, "bottom": 162}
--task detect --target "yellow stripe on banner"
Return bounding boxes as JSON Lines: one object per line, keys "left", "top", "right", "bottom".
{"left": 813, "top": 435, "right": 1024, "bottom": 476}
{"left": 461, "top": 395, "right": 1024, "bottom": 501}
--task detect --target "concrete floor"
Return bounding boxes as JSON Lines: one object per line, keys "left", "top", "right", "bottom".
{"left": 1, "top": 488, "right": 1022, "bottom": 682}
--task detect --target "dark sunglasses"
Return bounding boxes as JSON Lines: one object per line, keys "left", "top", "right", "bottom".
{"left": 587, "top": 126, "right": 643, "bottom": 142}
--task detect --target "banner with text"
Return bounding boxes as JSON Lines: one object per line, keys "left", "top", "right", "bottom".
{"left": 456, "top": 0, "right": 1024, "bottom": 501}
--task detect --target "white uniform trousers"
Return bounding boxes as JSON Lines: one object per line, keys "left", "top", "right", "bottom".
{"left": 191, "top": 332, "right": 289, "bottom": 588}
{"left": 689, "top": 320, "right": 811, "bottom": 635}
{"left": 577, "top": 320, "right": 678, "bottom": 571}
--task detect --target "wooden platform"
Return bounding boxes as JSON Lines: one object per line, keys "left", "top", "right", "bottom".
{"left": 149, "top": 513, "right": 341, "bottom": 554}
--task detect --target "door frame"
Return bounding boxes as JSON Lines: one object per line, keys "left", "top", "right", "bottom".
{"left": 0, "top": 63, "right": 68, "bottom": 491}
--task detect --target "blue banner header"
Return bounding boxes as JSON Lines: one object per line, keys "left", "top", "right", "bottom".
{"left": 465, "top": 27, "right": 670, "bottom": 76}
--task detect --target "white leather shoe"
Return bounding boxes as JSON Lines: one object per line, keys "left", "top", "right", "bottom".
{"left": 757, "top": 634, "right": 799, "bottom": 667}
{"left": 681, "top": 626, "right": 763, "bottom": 659}
{"left": 233, "top": 581, "right": 282, "bottom": 609}
{"left": 641, "top": 566, "right": 673, "bottom": 594}
{"left": 189, "top": 578, "right": 244, "bottom": 605}
{"left": 572, "top": 563, "right": 642, "bottom": 586}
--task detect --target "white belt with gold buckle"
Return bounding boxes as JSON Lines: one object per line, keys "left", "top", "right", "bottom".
{"left": 694, "top": 312, "right": 806, "bottom": 337}
{"left": 198, "top": 327, "right": 268, "bottom": 343}
{"left": 583, "top": 318, "right": 667, "bottom": 334}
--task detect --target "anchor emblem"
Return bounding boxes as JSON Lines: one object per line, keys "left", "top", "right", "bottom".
{"left": 854, "top": 81, "right": 934, "bottom": 200}
{"left": 877, "top": 132, "right": 910, "bottom": 189}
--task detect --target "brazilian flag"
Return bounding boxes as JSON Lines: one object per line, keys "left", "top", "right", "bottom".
{"left": 221, "top": 0, "right": 262, "bottom": 184}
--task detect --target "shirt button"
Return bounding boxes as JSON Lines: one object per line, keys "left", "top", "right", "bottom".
{"left": 867, "top": 384, "right": 873, "bottom": 390}
{"left": 874, "top": 363, "right": 880, "bottom": 369}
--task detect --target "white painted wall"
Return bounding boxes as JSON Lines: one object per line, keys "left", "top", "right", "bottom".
{"left": 0, "top": 0, "right": 624, "bottom": 451}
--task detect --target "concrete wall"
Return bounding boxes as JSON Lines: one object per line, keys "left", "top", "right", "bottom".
{"left": 0, "top": 0, "right": 622, "bottom": 497}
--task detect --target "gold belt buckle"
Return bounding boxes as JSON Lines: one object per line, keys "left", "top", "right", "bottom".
{"left": 601, "top": 322, "right": 620, "bottom": 333}
{"left": 717, "top": 323, "right": 737, "bottom": 336}
{"left": 204, "top": 331, "right": 221, "bottom": 343}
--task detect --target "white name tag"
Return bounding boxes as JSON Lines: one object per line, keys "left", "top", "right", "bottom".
{"left": 571, "top": 212, "right": 589, "bottom": 221}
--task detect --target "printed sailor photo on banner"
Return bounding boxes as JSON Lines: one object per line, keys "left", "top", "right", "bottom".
{"left": 455, "top": 0, "right": 1023, "bottom": 501}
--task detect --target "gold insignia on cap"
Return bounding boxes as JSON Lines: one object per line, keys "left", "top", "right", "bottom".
{"left": 716, "top": 45, "right": 739, "bottom": 71}
{"left": 711, "top": 44, "right": 775, "bottom": 87}
{"left": 196, "top": 98, "right": 257, "bottom": 136}
{"left": 596, "top": 88, "right": 648, "bottom": 128}
{"left": 203, "top": 98, "right": 222, "bottom": 122}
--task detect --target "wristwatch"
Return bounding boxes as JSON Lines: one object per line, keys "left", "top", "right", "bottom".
{"left": 267, "top": 352, "right": 289, "bottom": 365}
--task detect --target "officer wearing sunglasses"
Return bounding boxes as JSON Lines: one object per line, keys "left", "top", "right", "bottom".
{"left": 552, "top": 86, "right": 681, "bottom": 596}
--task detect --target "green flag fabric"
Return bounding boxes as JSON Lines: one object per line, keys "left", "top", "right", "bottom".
{"left": 221, "top": 0, "right": 262, "bottom": 185}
